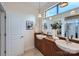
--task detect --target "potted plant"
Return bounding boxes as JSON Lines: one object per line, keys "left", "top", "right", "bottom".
{"left": 51, "top": 22, "right": 61, "bottom": 36}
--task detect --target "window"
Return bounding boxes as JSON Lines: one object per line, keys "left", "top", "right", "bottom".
{"left": 45, "top": 2, "right": 79, "bottom": 18}
{"left": 58, "top": 2, "right": 79, "bottom": 13}
{"left": 46, "top": 6, "right": 57, "bottom": 17}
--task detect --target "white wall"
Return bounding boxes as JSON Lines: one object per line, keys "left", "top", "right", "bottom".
{"left": 23, "top": 30, "right": 34, "bottom": 51}
{"left": 23, "top": 15, "right": 35, "bottom": 51}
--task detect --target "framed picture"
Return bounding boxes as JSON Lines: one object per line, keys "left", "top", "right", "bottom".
{"left": 26, "top": 20, "right": 33, "bottom": 30}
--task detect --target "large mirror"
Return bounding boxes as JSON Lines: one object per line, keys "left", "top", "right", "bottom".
{"left": 64, "top": 15, "right": 79, "bottom": 38}
{"left": 42, "top": 2, "right": 79, "bottom": 40}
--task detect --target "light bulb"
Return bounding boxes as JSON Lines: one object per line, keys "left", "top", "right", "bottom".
{"left": 70, "top": 10, "right": 76, "bottom": 15}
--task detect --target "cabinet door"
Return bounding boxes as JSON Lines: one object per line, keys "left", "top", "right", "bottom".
{"left": 35, "top": 39, "right": 42, "bottom": 51}
{"left": 40, "top": 39, "right": 46, "bottom": 55}
{"left": 37, "top": 40, "right": 41, "bottom": 50}
{"left": 43, "top": 40, "right": 52, "bottom": 56}
{"left": 51, "top": 42, "right": 63, "bottom": 56}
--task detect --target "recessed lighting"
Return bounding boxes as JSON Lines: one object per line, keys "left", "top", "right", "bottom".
{"left": 59, "top": 2, "right": 68, "bottom": 8}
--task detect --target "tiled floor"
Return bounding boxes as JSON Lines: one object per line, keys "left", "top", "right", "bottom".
{"left": 22, "top": 48, "right": 43, "bottom": 56}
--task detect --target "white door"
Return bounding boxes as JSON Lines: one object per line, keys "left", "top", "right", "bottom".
{"left": 6, "top": 13, "right": 24, "bottom": 56}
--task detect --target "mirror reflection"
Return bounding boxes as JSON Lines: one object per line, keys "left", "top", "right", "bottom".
{"left": 42, "top": 2, "right": 79, "bottom": 41}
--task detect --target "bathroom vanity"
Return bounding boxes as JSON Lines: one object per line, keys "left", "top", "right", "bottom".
{"left": 35, "top": 33, "right": 69, "bottom": 56}
{"left": 34, "top": 33, "right": 79, "bottom": 56}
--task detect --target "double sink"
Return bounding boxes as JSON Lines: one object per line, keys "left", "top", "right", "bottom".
{"left": 36, "top": 34, "right": 79, "bottom": 54}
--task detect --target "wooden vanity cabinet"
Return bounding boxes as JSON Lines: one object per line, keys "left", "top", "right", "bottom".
{"left": 34, "top": 33, "right": 71, "bottom": 56}
{"left": 44, "top": 39, "right": 64, "bottom": 56}
{"left": 35, "top": 38, "right": 42, "bottom": 51}
{"left": 43, "top": 40, "right": 53, "bottom": 56}
{"left": 35, "top": 34, "right": 54, "bottom": 55}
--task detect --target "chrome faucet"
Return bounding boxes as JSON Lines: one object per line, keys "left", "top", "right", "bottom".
{"left": 65, "top": 37, "right": 70, "bottom": 44}
{"left": 71, "top": 35, "right": 73, "bottom": 40}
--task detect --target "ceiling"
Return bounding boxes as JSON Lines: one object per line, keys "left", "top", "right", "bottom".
{"left": 1, "top": 2, "right": 57, "bottom": 13}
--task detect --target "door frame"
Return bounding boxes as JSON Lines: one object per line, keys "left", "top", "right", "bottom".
{"left": 4, "top": 13, "right": 6, "bottom": 56}
{"left": 0, "top": 3, "right": 6, "bottom": 56}
{"left": 1, "top": 11, "right": 6, "bottom": 56}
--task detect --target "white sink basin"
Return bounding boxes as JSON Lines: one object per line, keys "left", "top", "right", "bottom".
{"left": 53, "top": 36, "right": 59, "bottom": 40}
{"left": 55, "top": 40, "right": 79, "bottom": 54}
{"left": 36, "top": 35, "right": 46, "bottom": 40}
